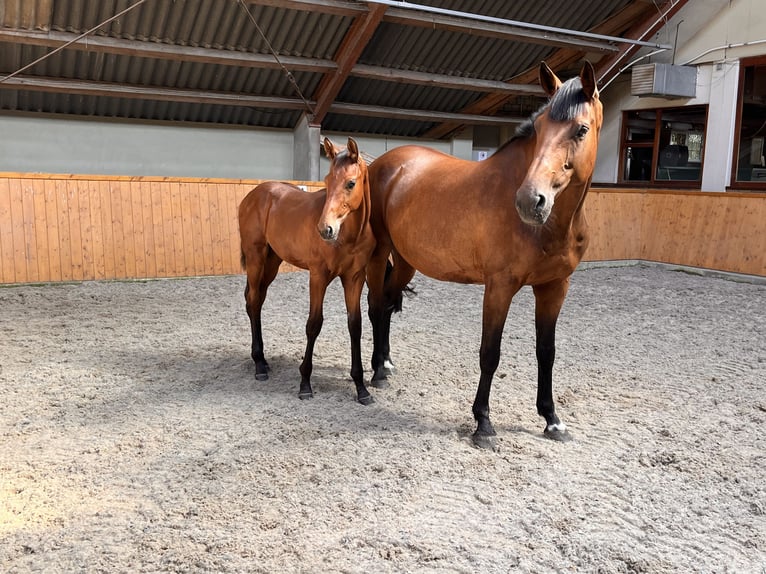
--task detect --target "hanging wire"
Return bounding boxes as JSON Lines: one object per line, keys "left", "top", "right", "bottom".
{"left": 0, "top": 0, "right": 152, "bottom": 84}
{"left": 236, "top": 0, "right": 315, "bottom": 117}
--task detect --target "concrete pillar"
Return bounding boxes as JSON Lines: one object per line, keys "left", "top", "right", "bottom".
{"left": 450, "top": 126, "right": 474, "bottom": 160}
{"left": 293, "top": 113, "right": 321, "bottom": 181}
{"left": 701, "top": 60, "right": 739, "bottom": 192}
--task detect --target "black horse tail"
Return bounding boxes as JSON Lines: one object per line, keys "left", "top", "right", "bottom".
{"left": 384, "top": 259, "right": 416, "bottom": 313}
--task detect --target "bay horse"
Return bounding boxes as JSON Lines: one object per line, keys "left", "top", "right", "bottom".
{"left": 238, "top": 137, "right": 376, "bottom": 404}
{"left": 366, "top": 62, "right": 603, "bottom": 448}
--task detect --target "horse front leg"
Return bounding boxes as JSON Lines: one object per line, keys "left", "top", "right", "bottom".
{"left": 472, "top": 279, "right": 517, "bottom": 449}
{"left": 341, "top": 271, "right": 373, "bottom": 405}
{"left": 533, "top": 278, "right": 572, "bottom": 442}
{"left": 299, "top": 272, "right": 330, "bottom": 400}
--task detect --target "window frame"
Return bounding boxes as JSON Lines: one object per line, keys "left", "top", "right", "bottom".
{"left": 618, "top": 105, "right": 708, "bottom": 189}
{"left": 729, "top": 55, "right": 766, "bottom": 191}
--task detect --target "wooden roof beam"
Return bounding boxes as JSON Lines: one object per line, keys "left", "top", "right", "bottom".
{"left": 310, "top": 3, "right": 387, "bottom": 124}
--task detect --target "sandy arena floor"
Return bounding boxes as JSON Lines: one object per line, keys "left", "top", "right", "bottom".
{"left": 1, "top": 264, "right": 764, "bottom": 573}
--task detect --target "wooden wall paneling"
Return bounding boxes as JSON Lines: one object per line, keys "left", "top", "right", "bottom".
{"left": 97, "top": 180, "right": 116, "bottom": 280}
{"left": 168, "top": 181, "right": 184, "bottom": 277}
{"left": 159, "top": 180, "right": 176, "bottom": 277}
{"left": 31, "top": 179, "right": 50, "bottom": 282}
{"left": 199, "top": 182, "right": 215, "bottom": 276}
{"left": 208, "top": 183, "right": 224, "bottom": 276}
{"left": 119, "top": 179, "right": 137, "bottom": 279}
{"left": 43, "top": 179, "right": 62, "bottom": 282}
{"left": 143, "top": 180, "right": 159, "bottom": 278}
{"left": 178, "top": 181, "right": 194, "bottom": 276}
{"left": 65, "top": 179, "right": 85, "bottom": 281}
{"left": 9, "top": 178, "right": 28, "bottom": 283}
{"left": 78, "top": 178, "right": 96, "bottom": 281}
{"left": 0, "top": 178, "right": 15, "bottom": 283}
{"left": 188, "top": 182, "right": 206, "bottom": 276}
{"left": 739, "top": 197, "right": 766, "bottom": 275}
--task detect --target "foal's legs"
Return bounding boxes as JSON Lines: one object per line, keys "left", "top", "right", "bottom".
{"left": 244, "top": 246, "right": 282, "bottom": 380}
{"left": 341, "top": 270, "right": 373, "bottom": 405}
{"left": 298, "top": 271, "right": 331, "bottom": 399}
{"left": 532, "top": 278, "right": 572, "bottom": 441}
{"left": 471, "top": 277, "right": 518, "bottom": 449}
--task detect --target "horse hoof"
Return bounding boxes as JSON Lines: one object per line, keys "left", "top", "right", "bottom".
{"left": 358, "top": 394, "right": 375, "bottom": 406}
{"left": 544, "top": 425, "right": 573, "bottom": 442}
{"left": 255, "top": 372, "right": 269, "bottom": 381}
{"left": 298, "top": 391, "right": 314, "bottom": 400}
{"left": 371, "top": 378, "right": 389, "bottom": 389}
{"left": 471, "top": 432, "right": 497, "bottom": 451}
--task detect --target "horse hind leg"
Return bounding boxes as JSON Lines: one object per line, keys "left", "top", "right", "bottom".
{"left": 243, "top": 246, "right": 281, "bottom": 380}
{"left": 370, "top": 252, "right": 415, "bottom": 386}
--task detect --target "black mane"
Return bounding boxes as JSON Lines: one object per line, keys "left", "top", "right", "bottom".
{"left": 497, "top": 75, "right": 586, "bottom": 152}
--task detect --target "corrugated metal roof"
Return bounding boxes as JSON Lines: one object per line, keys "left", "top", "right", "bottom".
{"left": 0, "top": 0, "right": 645, "bottom": 137}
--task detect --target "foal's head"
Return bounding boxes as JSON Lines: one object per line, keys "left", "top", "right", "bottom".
{"left": 317, "top": 137, "right": 367, "bottom": 242}
{"left": 515, "top": 61, "right": 603, "bottom": 226}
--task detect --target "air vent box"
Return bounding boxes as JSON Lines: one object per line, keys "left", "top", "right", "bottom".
{"left": 631, "top": 63, "right": 697, "bottom": 99}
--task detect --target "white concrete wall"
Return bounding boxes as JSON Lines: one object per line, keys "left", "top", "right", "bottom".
{"left": 0, "top": 112, "right": 470, "bottom": 180}
{"left": 0, "top": 113, "right": 295, "bottom": 179}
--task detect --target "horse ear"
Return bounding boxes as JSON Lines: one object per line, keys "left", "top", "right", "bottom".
{"left": 580, "top": 60, "right": 599, "bottom": 100}
{"left": 539, "top": 61, "right": 562, "bottom": 97}
{"left": 323, "top": 137, "right": 336, "bottom": 160}
{"left": 346, "top": 137, "right": 359, "bottom": 162}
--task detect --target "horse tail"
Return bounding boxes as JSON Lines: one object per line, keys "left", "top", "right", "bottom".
{"left": 384, "top": 259, "right": 416, "bottom": 313}
{"left": 240, "top": 250, "right": 247, "bottom": 270}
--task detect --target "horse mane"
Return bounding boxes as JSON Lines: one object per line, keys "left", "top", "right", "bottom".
{"left": 495, "top": 75, "right": 586, "bottom": 154}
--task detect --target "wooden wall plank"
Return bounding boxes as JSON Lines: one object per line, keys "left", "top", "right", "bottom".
{"left": 178, "top": 182, "right": 195, "bottom": 276}
{"left": 31, "top": 180, "right": 50, "bottom": 282}
{"left": 189, "top": 182, "right": 206, "bottom": 276}
{"left": 43, "top": 180, "right": 62, "bottom": 282}
{"left": 9, "top": 179, "right": 29, "bottom": 283}
{"left": 169, "top": 181, "right": 185, "bottom": 277}
{"left": 98, "top": 180, "right": 116, "bottom": 280}
{"left": 119, "top": 180, "right": 137, "bottom": 279}
{"left": 0, "top": 179, "right": 15, "bottom": 283}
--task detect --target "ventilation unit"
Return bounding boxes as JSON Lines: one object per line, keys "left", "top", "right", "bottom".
{"left": 631, "top": 63, "right": 697, "bottom": 99}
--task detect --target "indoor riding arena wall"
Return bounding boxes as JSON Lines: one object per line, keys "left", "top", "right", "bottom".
{"left": 0, "top": 173, "right": 764, "bottom": 284}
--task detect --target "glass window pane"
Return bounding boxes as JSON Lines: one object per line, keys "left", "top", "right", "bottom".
{"left": 736, "top": 63, "right": 766, "bottom": 182}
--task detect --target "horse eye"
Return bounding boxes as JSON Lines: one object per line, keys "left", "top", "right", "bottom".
{"left": 576, "top": 125, "right": 589, "bottom": 140}
{"left": 346, "top": 180, "right": 356, "bottom": 191}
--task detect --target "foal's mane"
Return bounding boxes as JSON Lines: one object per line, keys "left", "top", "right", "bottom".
{"left": 496, "top": 75, "right": 587, "bottom": 153}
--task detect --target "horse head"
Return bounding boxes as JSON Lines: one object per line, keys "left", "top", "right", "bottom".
{"left": 515, "top": 61, "right": 603, "bottom": 226}
{"left": 317, "top": 136, "right": 368, "bottom": 242}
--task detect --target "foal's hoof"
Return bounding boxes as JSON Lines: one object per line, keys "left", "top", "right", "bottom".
{"left": 358, "top": 393, "right": 375, "bottom": 406}
{"left": 544, "top": 423, "right": 573, "bottom": 442}
{"left": 255, "top": 372, "right": 269, "bottom": 381}
{"left": 298, "top": 390, "right": 314, "bottom": 400}
{"left": 471, "top": 432, "right": 498, "bottom": 451}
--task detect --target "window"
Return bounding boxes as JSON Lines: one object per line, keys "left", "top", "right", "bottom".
{"left": 619, "top": 106, "right": 708, "bottom": 187}
{"left": 732, "top": 56, "right": 766, "bottom": 188}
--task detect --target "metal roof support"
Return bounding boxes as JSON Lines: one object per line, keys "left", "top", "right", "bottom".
{"left": 370, "top": 0, "right": 673, "bottom": 51}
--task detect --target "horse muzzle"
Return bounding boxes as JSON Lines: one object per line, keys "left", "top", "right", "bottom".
{"left": 318, "top": 221, "right": 340, "bottom": 242}
{"left": 515, "top": 186, "right": 553, "bottom": 226}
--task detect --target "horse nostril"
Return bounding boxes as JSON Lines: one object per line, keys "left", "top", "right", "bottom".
{"left": 324, "top": 226, "right": 334, "bottom": 239}
{"left": 535, "top": 194, "right": 547, "bottom": 213}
